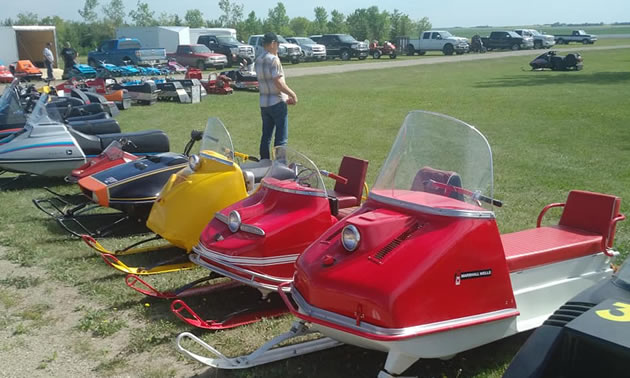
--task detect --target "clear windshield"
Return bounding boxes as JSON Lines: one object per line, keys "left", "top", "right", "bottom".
{"left": 192, "top": 45, "right": 212, "bottom": 53}
{"left": 441, "top": 31, "right": 453, "bottom": 38}
{"left": 296, "top": 37, "right": 316, "bottom": 45}
{"left": 263, "top": 146, "right": 327, "bottom": 197}
{"left": 339, "top": 35, "right": 358, "bottom": 43}
{"left": 0, "top": 80, "right": 23, "bottom": 123}
{"left": 217, "top": 36, "right": 239, "bottom": 44}
{"left": 25, "top": 94, "right": 60, "bottom": 128}
{"left": 371, "top": 111, "right": 494, "bottom": 214}
{"left": 530, "top": 30, "right": 542, "bottom": 36}
{"left": 277, "top": 35, "right": 289, "bottom": 44}
{"left": 102, "top": 140, "right": 125, "bottom": 160}
{"left": 200, "top": 118, "right": 234, "bottom": 162}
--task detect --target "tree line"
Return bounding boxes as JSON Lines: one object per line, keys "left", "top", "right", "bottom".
{"left": 1, "top": 0, "right": 432, "bottom": 54}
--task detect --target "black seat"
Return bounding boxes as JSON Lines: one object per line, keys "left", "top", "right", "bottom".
{"left": 66, "top": 112, "right": 109, "bottom": 122}
{"left": 70, "top": 129, "right": 170, "bottom": 156}
{"left": 241, "top": 159, "right": 272, "bottom": 183}
{"left": 68, "top": 119, "right": 121, "bottom": 135}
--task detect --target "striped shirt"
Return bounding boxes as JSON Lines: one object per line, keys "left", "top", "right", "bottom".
{"left": 255, "top": 51, "right": 287, "bottom": 107}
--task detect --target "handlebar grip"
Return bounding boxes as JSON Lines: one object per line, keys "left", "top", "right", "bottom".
{"left": 478, "top": 194, "right": 503, "bottom": 207}
{"left": 247, "top": 156, "right": 260, "bottom": 162}
{"left": 326, "top": 172, "right": 348, "bottom": 185}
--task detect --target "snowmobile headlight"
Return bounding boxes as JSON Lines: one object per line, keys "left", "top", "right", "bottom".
{"left": 341, "top": 224, "right": 360, "bottom": 252}
{"left": 188, "top": 154, "right": 201, "bottom": 171}
{"left": 228, "top": 210, "right": 241, "bottom": 233}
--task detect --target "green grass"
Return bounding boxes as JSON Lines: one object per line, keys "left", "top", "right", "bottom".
{"left": 1, "top": 47, "right": 629, "bottom": 376}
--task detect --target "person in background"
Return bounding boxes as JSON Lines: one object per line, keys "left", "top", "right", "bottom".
{"left": 43, "top": 42, "right": 55, "bottom": 81}
{"left": 255, "top": 32, "right": 298, "bottom": 160}
{"left": 61, "top": 42, "right": 78, "bottom": 80}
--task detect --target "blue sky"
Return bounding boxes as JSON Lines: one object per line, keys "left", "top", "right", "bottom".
{"left": 4, "top": 0, "right": 628, "bottom": 27}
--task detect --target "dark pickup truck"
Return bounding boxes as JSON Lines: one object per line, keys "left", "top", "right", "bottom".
{"left": 88, "top": 38, "right": 167, "bottom": 67}
{"left": 197, "top": 35, "right": 255, "bottom": 67}
{"left": 481, "top": 31, "right": 529, "bottom": 51}
{"left": 310, "top": 34, "right": 368, "bottom": 61}
{"left": 555, "top": 30, "right": 598, "bottom": 44}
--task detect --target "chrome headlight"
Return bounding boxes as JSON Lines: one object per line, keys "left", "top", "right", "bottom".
{"left": 230, "top": 47, "right": 238, "bottom": 54}
{"left": 341, "top": 224, "right": 360, "bottom": 252}
{"left": 228, "top": 210, "right": 241, "bottom": 233}
{"left": 188, "top": 154, "right": 201, "bottom": 171}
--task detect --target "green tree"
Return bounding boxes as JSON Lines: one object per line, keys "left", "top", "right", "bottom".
{"left": 290, "top": 17, "right": 311, "bottom": 37}
{"left": 129, "top": 1, "right": 156, "bottom": 27}
{"left": 264, "top": 2, "right": 291, "bottom": 35}
{"left": 327, "top": 10, "right": 346, "bottom": 34}
{"left": 2, "top": 18, "right": 14, "bottom": 26}
{"left": 78, "top": 0, "right": 99, "bottom": 23}
{"left": 415, "top": 16, "right": 432, "bottom": 37}
{"left": 15, "top": 12, "right": 40, "bottom": 25}
{"left": 238, "top": 11, "right": 262, "bottom": 41}
{"left": 103, "top": 0, "right": 125, "bottom": 27}
{"left": 184, "top": 9, "right": 204, "bottom": 28}
{"left": 366, "top": 6, "right": 390, "bottom": 42}
{"left": 311, "top": 6, "right": 328, "bottom": 34}
{"left": 218, "top": 0, "right": 244, "bottom": 28}
{"left": 346, "top": 8, "right": 369, "bottom": 40}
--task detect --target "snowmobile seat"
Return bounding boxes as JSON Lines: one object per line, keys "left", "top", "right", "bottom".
{"left": 329, "top": 156, "right": 369, "bottom": 209}
{"left": 502, "top": 190, "right": 624, "bottom": 272}
{"left": 66, "top": 112, "right": 109, "bottom": 122}
{"left": 411, "top": 166, "right": 464, "bottom": 201}
{"left": 242, "top": 159, "right": 272, "bottom": 183}
{"left": 70, "top": 129, "right": 170, "bottom": 156}
{"left": 68, "top": 118, "right": 121, "bottom": 135}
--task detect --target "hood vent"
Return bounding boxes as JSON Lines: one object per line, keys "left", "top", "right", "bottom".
{"left": 543, "top": 301, "right": 594, "bottom": 327}
{"left": 325, "top": 227, "right": 343, "bottom": 242}
{"left": 372, "top": 223, "right": 423, "bottom": 262}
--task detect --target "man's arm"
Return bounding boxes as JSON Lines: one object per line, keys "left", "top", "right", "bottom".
{"left": 273, "top": 75, "right": 297, "bottom": 104}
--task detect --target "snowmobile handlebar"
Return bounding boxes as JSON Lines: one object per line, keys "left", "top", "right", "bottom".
{"left": 428, "top": 179, "right": 503, "bottom": 207}
{"left": 233, "top": 151, "right": 259, "bottom": 162}
{"left": 320, "top": 170, "right": 348, "bottom": 185}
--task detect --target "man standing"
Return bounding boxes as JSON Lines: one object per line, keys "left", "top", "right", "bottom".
{"left": 61, "top": 42, "right": 78, "bottom": 80}
{"left": 43, "top": 42, "right": 55, "bottom": 81}
{"left": 255, "top": 32, "right": 298, "bottom": 160}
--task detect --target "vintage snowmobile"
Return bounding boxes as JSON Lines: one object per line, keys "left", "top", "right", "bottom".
{"left": 83, "top": 78, "right": 132, "bottom": 110}
{"left": 0, "top": 93, "right": 168, "bottom": 177}
{"left": 220, "top": 66, "right": 258, "bottom": 91}
{"left": 112, "top": 80, "right": 159, "bottom": 105}
{"left": 83, "top": 118, "right": 268, "bottom": 274}
{"left": 9, "top": 60, "right": 42, "bottom": 81}
{"left": 202, "top": 74, "right": 233, "bottom": 95}
{"left": 0, "top": 60, "right": 14, "bottom": 83}
{"left": 156, "top": 147, "right": 368, "bottom": 330}
{"left": 177, "top": 111, "right": 625, "bottom": 377}
{"left": 530, "top": 51, "right": 583, "bottom": 71}
{"left": 504, "top": 257, "right": 630, "bottom": 378}
{"left": 69, "top": 64, "right": 98, "bottom": 79}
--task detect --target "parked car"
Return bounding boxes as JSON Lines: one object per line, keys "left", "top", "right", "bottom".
{"left": 166, "top": 45, "right": 228, "bottom": 70}
{"left": 88, "top": 38, "right": 167, "bottom": 67}
{"left": 406, "top": 30, "right": 469, "bottom": 56}
{"left": 248, "top": 35, "right": 302, "bottom": 64}
{"left": 481, "top": 31, "right": 531, "bottom": 51}
{"left": 515, "top": 29, "right": 555, "bottom": 49}
{"left": 196, "top": 35, "right": 255, "bottom": 67}
{"left": 555, "top": 30, "right": 598, "bottom": 44}
{"left": 285, "top": 37, "right": 327, "bottom": 61}
{"left": 309, "top": 34, "right": 368, "bottom": 61}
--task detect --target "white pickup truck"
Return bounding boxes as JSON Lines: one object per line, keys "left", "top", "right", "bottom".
{"left": 406, "top": 30, "right": 470, "bottom": 56}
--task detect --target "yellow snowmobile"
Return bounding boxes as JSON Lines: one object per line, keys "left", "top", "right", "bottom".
{"left": 83, "top": 118, "right": 271, "bottom": 275}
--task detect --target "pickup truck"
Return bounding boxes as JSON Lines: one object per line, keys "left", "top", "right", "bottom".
{"left": 286, "top": 37, "right": 327, "bottom": 61}
{"left": 166, "top": 44, "right": 228, "bottom": 70}
{"left": 196, "top": 35, "right": 255, "bottom": 67}
{"left": 406, "top": 30, "right": 469, "bottom": 56}
{"left": 310, "top": 34, "right": 368, "bottom": 61}
{"left": 249, "top": 35, "right": 302, "bottom": 64}
{"left": 554, "top": 30, "right": 597, "bottom": 44}
{"left": 482, "top": 31, "right": 532, "bottom": 51}
{"left": 514, "top": 29, "right": 555, "bottom": 49}
{"left": 88, "top": 38, "right": 167, "bottom": 67}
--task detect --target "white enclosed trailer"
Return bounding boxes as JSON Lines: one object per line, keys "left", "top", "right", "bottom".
{"left": 116, "top": 26, "right": 190, "bottom": 53}
{"left": 0, "top": 26, "right": 58, "bottom": 67}
{"left": 189, "top": 28, "right": 237, "bottom": 45}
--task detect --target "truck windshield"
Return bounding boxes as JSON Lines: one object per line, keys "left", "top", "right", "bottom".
{"left": 440, "top": 31, "right": 453, "bottom": 38}
{"left": 530, "top": 30, "right": 542, "bottom": 36}
{"left": 191, "top": 45, "right": 212, "bottom": 53}
{"left": 338, "top": 35, "right": 357, "bottom": 43}
{"left": 217, "top": 36, "right": 239, "bottom": 44}
{"left": 118, "top": 40, "right": 141, "bottom": 49}
{"left": 371, "top": 111, "right": 495, "bottom": 217}
{"left": 277, "top": 35, "right": 289, "bottom": 43}
{"left": 295, "top": 37, "right": 316, "bottom": 44}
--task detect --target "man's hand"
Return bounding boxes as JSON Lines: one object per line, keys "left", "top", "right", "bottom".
{"left": 286, "top": 94, "right": 298, "bottom": 105}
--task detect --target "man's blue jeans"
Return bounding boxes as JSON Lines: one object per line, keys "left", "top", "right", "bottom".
{"left": 260, "top": 101, "right": 288, "bottom": 160}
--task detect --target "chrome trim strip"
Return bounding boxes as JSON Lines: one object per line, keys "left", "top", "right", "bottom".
{"left": 369, "top": 192, "right": 496, "bottom": 219}
{"left": 215, "top": 212, "right": 228, "bottom": 224}
{"left": 262, "top": 180, "right": 327, "bottom": 198}
{"left": 214, "top": 212, "right": 266, "bottom": 236}
{"left": 200, "top": 152, "right": 233, "bottom": 166}
{"left": 291, "top": 287, "right": 517, "bottom": 337}
{"left": 193, "top": 244, "right": 299, "bottom": 266}
{"left": 190, "top": 253, "right": 292, "bottom": 292}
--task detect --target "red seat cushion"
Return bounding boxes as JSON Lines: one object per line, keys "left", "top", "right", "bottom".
{"left": 502, "top": 225, "right": 603, "bottom": 272}
{"left": 330, "top": 190, "right": 360, "bottom": 209}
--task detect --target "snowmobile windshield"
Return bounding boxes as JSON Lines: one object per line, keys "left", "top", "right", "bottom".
{"left": 101, "top": 140, "right": 125, "bottom": 161}
{"left": 371, "top": 111, "right": 495, "bottom": 217}
{"left": 200, "top": 118, "right": 234, "bottom": 164}
{"left": 25, "top": 94, "right": 61, "bottom": 129}
{"left": 263, "top": 146, "right": 327, "bottom": 198}
{"left": 0, "top": 80, "right": 24, "bottom": 123}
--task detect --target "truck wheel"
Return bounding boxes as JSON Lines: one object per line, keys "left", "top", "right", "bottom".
{"left": 197, "top": 60, "right": 206, "bottom": 70}
{"left": 443, "top": 44, "right": 454, "bottom": 56}
{"left": 418, "top": 50, "right": 426, "bottom": 56}
{"left": 373, "top": 50, "right": 382, "bottom": 59}
{"left": 406, "top": 44, "right": 415, "bottom": 56}
{"left": 358, "top": 56, "right": 367, "bottom": 60}
{"left": 534, "top": 41, "right": 542, "bottom": 49}
{"left": 582, "top": 39, "right": 589, "bottom": 44}
{"left": 340, "top": 50, "right": 350, "bottom": 61}
{"left": 557, "top": 39, "right": 565, "bottom": 45}
{"left": 511, "top": 43, "right": 520, "bottom": 51}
